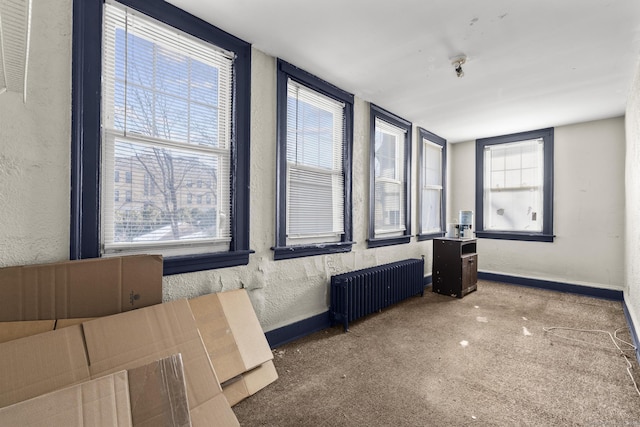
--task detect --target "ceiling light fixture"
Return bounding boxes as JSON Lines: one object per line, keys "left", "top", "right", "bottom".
{"left": 451, "top": 55, "right": 466, "bottom": 78}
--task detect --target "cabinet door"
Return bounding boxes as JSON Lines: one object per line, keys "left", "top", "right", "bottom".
{"left": 461, "top": 254, "right": 477, "bottom": 290}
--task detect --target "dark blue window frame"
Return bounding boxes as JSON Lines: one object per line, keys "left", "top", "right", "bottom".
{"left": 368, "top": 105, "right": 412, "bottom": 248}
{"left": 417, "top": 128, "right": 446, "bottom": 241}
{"left": 71, "top": 0, "right": 252, "bottom": 275}
{"left": 273, "top": 59, "right": 354, "bottom": 260}
{"left": 475, "top": 127, "right": 554, "bottom": 242}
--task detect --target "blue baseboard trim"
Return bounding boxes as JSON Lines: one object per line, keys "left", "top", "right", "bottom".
{"left": 623, "top": 302, "right": 640, "bottom": 363}
{"left": 265, "top": 311, "right": 332, "bottom": 349}
{"left": 423, "top": 274, "right": 432, "bottom": 287}
{"left": 265, "top": 275, "right": 433, "bottom": 349}
{"left": 478, "top": 272, "right": 624, "bottom": 301}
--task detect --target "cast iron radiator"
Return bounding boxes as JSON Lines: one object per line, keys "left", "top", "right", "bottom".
{"left": 330, "top": 258, "right": 425, "bottom": 332}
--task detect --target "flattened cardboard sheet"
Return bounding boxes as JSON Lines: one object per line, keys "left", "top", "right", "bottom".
{"left": 0, "top": 320, "right": 55, "bottom": 344}
{"left": 0, "top": 370, "right": 132, "bottom": 427}
{"left": 82, "top": 299, "right": 237, "bottom": 426}
{"left": 222, "top": 360, "right": 279, "bottom": 407}
{"left": 55, "top": 318, "right": 95, "bottom": 329}
{"left": 189, "top": 289, "right": 272, "bottom": 383}
{"left": 0, "top": 325, "right": 90, "bottom": 408}
{"left": 0, "top": 255, "right": 162, "bottom": 321}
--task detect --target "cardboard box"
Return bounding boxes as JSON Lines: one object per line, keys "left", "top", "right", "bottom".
{"left": 82, "top": 299, "right": 238, "bottom": 426}
{"left": 0, "top": 255, "right": 163, "bottom": 321}
{"left": 0, "top": 320, "right": 55, "bottom": 344}
{"left": 0, "top": 301, "right": 239, "bottom": 426}
{"left": 189, "top": 289, "right": 273, "bottom": 383}
{"left": 0, "top": 370, "right": 132, "bottom": 427}
{"left": 0, "top": 355, "right": 192, "bottom": 427}
{"left": 222, "top": 360, "right": 279, "bottom": 406}
{"left": 0, "top": 325, "right": 90, "bottom": 408}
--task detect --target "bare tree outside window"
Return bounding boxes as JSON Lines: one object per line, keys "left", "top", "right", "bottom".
{"left": 106, "top": 20, "right": 229, "bottom": 246}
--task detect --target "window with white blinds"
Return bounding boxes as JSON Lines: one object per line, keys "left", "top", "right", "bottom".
{"left": 374, "top": 117, "right": 407, "bottom": 235}
{"left": 101, "top": 1, "right": 233, "bottom": 256}
{"left": 286, "top": 79, "right": 345, "bottom": 243}
{"left": 421, "top": 137, "right": 444, "bottom": 235}
{"left": 483, "top": 138, "right": 544, "bottom": 232}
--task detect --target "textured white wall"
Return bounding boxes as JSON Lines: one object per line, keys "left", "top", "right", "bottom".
{"left": 450, "top": 117, "right": 626, "bottom": 290}
{"left": 0, "top": 1, "right": 71, "bottom": 267}
{"left": 625, "top": 57, "right": 640, "bottom": 331}
{"left": 163, "top": 48, "right": 436, "bottom": 331}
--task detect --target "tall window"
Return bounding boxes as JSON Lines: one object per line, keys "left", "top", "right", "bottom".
{"left": 274, "top": 60, "right": 354, "bottom": 260}
{"left": 71, "top": 0, "right": 251, "bottom": 274}
{"left": 369, "top": 105, "right": 411, "bottom": 248}
{"left": 475, "top": 128, "right": 554, "bottom": 242}
{"left": 418, "top": 128, "right": 446, "bottom": 240}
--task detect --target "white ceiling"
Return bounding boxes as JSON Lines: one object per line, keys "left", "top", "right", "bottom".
{"left": 167, "top": 0, "right": 640, "bottom": 142}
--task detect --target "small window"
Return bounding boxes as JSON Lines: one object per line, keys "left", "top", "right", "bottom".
{"left": 418, "top": 128, "right": 446, "bottom": 240}
{"left": 114, "top": 189, "right": 120, "bottom": 202}
{"left": 475, "top": 128, "right": 554, "bottom": 242}
{"left": 368, "top": 105, "right": 412, "bottom": 248}
{"left": 273, "top": 59, "right": 354, "bottom": 260}
{"left": 114, "top": 170, "right": 120, "bottom": 182}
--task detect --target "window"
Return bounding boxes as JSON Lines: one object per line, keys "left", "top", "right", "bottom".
{"left": 418, "top": 128, "right": 446, "bottom": 240}
{"left": 475, "top": 128, "right": 554, "bottom": 242}
{"left": 71, "top": 0, "right": 251, "bottom": 274}
{"left": 114, "top": 190, "right": 120, "bottom": 202}
{"left": 274, "top": 59, "right": 354, "bottom": 260}
{"left": 114, "top": 170, "right": 120, "bottom": 182}
{"left": 368, "top": 105, "right": 412, "bottom": 248}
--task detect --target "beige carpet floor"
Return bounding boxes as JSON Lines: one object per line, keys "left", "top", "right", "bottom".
{"left": 234, "top": 281, "right": 640, "bottom": 426}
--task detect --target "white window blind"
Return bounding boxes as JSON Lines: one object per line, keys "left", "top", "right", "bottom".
{"left": 101, "top": 1, "right": 234, "bottom": 256}
{"left": 286, "top": 79, "right": 345, "bottom": 243}
{"left": 374, "top": 118, "right": 406, "bottom": 235}
{"left": 422, "top": 139, "right": 443, "bottom": 234}
{"left": 483, "top": 138, "right": 544, "bottom": 232}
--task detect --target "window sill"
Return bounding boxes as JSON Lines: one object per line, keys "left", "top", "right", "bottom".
{"left": 417, "top": 232, "right": 445, "bottom": 241}
{"left": 475, "top": 231, "right": 554, "bottom": 242}
{"left": 367, "top": 235, "right": 411, "bottom": 248}
{"left": 272, "top": 241, "right": 354, "bottom": 261}
{"left": 163, "top": 250, "right": 254, "bottom": 275}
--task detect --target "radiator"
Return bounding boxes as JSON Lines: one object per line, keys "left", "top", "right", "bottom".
{"left": 330, "top": 258, "right": 425, "bottom": 332}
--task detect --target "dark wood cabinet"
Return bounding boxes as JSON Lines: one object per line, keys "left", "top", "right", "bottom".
{"left": 432, "top": 238, "right": 478, "bottom": 298}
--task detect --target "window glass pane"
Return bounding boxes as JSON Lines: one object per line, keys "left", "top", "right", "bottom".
{"left": 483, "top": 138, "right": 545, "bottom": 232}
{"left": 373, "top": 118, "right": 406, "bottom": 235}
{"left": 288, "top": 167, "right": 339, "bottom": 235}
{"left": 422, "top": 188, "right": 441, "bottom": 233}
{"left": 108, "top": 140, "right": 225, "bottom": 244}
{"left": 505, "top": 170, "right": 520, "bottom": 188}
{"left": 376, "top": 131, "right": 397, "bottom": 179}
{"left": 424, "top": 142, "right": 442, "bottom": 186}
{"left": 102, "top": 3, "right": 233, "bottom": 255}
{"left": 285, "top": 80, "right": 345, "bottom": 241}
{"left": 484, "top": 188, "right": 543, "bottom": 232}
